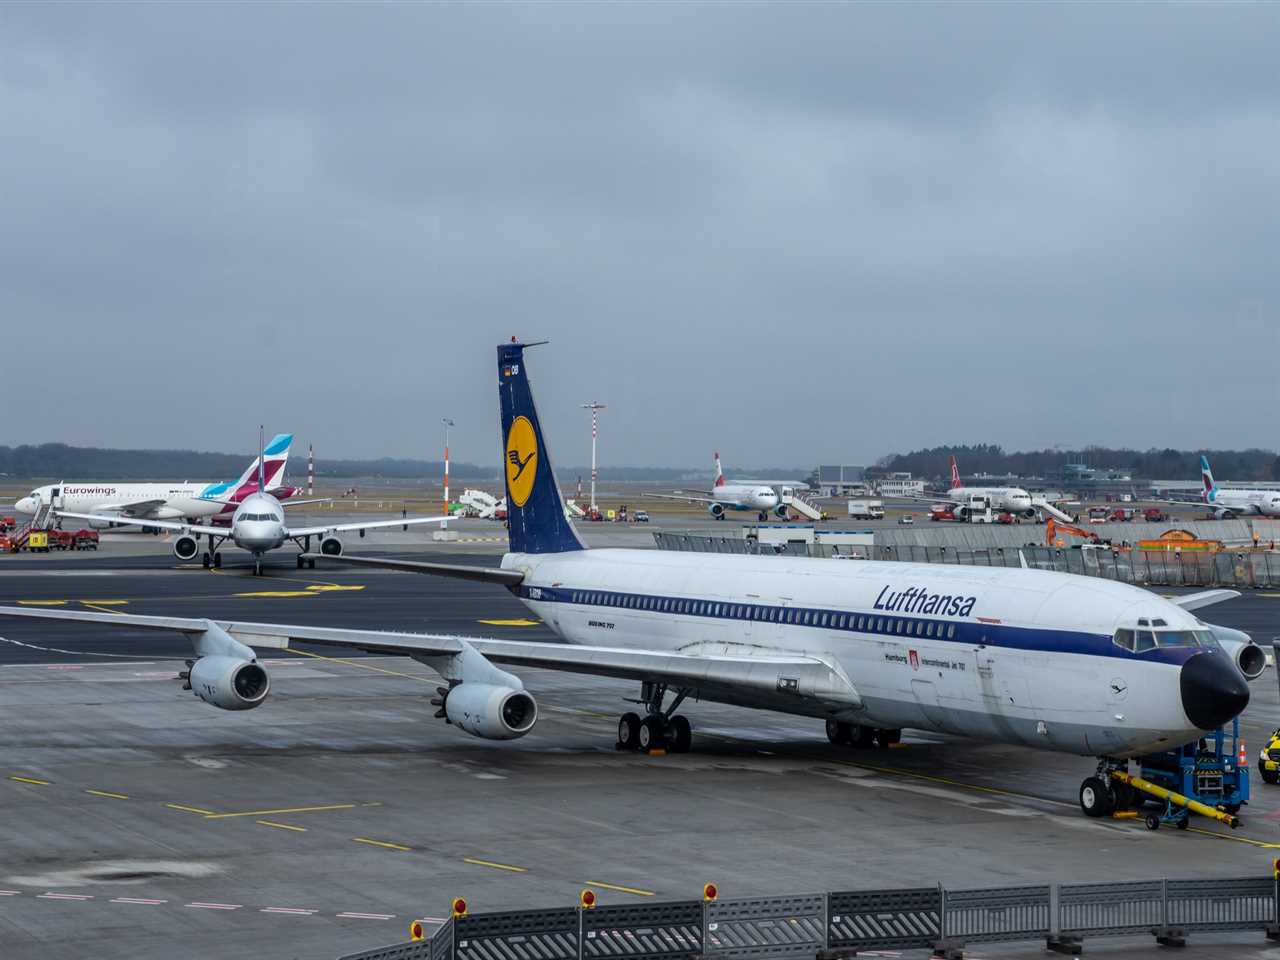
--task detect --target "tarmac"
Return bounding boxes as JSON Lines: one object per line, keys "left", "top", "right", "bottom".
{"left": 3, "top": 520, "right": 1280, "bottom": 960}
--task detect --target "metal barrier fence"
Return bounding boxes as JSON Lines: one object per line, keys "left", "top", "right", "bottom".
{"left": 652, "top": 531, "right": 1280, "bottom": 588}
{"left": 341, "top": 875, "right": 1280, "bottom": 960}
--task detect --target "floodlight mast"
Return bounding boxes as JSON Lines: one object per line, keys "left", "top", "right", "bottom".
{"left": 580, "top": 402, "right": 606, "bottom": 513}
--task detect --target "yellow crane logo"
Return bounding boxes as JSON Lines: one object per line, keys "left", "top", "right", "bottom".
{"left": 505, "top": 416, "right": 538, "bottom": 507}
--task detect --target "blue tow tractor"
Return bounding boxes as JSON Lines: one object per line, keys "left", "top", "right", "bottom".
{"left": 1110, "top": 719, "right": 1248, "bottom": 831}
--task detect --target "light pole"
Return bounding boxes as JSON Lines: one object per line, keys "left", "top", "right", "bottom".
{"left": 441, "top": 417, "right": 454, "bottom": 529}
{"left": 580, "top": 402, "right": 606, "bottom": 513}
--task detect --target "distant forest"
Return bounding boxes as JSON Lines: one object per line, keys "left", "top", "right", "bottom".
{"left": 878, "top": 444, "right": 1280, "bottom": 483}
{"left": 0, "top": 443, "right": 806, "bottom": 483}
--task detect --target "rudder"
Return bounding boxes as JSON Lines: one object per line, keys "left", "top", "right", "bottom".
{"left": 498, "top": 341, "right": 585, "bottom": 554}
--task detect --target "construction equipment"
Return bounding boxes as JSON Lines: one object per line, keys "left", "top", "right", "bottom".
{"left": 1045, "top": 518, "right": 1103, "bottom": 547}
{"left": 1111, "top": 719, "right": 1249, "bottom": 830}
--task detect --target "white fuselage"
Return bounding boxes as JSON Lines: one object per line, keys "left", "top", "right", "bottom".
{"left": 1206, "top": 488, "right": 1280, "bottom": 517}
{"left": 226, "top": 493, "right": 289, "bottom": 555}
{"left": 16, "top": 482, "right": 231, "bottom": 523}
{"left": 947, "top": 486, "right": 1034, "bottom": 514}
{"left": 714, "top": 484, "right": 780, "bottom": 512}
{"left": 503, "top": 548, "right": 1215, "bottom": 757}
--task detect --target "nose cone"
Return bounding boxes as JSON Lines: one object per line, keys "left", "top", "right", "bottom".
{"left": 14, "top": 497, "right": 33, "bottom": 514}
{"left": 1180, "top": 651, "right": 1250, "bottom": 730}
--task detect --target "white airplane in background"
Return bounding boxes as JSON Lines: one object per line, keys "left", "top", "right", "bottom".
{"left": 901, "top": 455, "right": 1073, "bottom": 522}
{"left": 53, "top": 431, "right": 449, "bottom": 575}
{"left": 0, "top": 342, "right": 1263, "bottom": 823}
{"left": 14, "top": 433, "right": 298, "bottom": 528}
{"left": 1147, "top": 456, "right": 1280, "bottom": 519}
{"left": 648, "top": 452, "right": 782, "bottom": 520}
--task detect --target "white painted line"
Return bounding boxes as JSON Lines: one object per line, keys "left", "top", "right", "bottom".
{"left": 0, "top": 890, "right": 19, "bottom": 896}
{"left": 336, "top": 912, "right": 397, "bottom": 920}
{"left": 261, "top": 906, "right": 318, "bottom": 915}
{"left": 38, "top": 893, "right": 92, "bottom": 900}
{"left": 186, "top": 902, "right": 242, "bottom": 910}
{"left": 110, "top": 897, "right": 167, "bottom": 905}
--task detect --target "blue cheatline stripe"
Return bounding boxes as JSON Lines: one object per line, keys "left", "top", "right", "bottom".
{"left": 263, "top": 434, "right": 293, "bottom": 456}
{"left": 517, "top": 584, "right": 1198, "bottom": 666}
{"left": 200, "top": 481, "right": 233, "bottom": 497}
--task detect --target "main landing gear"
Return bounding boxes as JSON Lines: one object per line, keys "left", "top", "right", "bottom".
{"left": 201, "top": 551, "right": 223, "bottom": 569}
{"left": 617, "top": 682, "right": 693, "bottom": 753}
{"left": 294, "top": 536, "right": 316, "bottom": 569}
{"left": 826, "top": 718, "right": 901, "bottom": 749}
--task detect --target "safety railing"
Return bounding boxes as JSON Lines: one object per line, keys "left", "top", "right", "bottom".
{"left": 652, "top": 531, "right": 1280, "bottom": 587}
{"left": 340, "top": 875, "right": 1280, "bottom": 960}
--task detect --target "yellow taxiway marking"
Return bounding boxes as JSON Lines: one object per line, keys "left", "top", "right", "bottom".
{"left": 585, "top": 880, "right": 655, "bottom": 896}
{"left": 286, "top": 647, "right": 434, "bottom": 684}
{"left": 9, "top": 775, "right": 50, "bottom": 785}
{"left": 353, "top": 837, "right": 411, "bottom": 852}
{"left": 307, "top": 585, "right": 365, "bottom": 592}
{"left": 463, "top": 858, "right": 527, "bottom": 873}
{"left": 256, "top": 820, "right": 307, "bottom": 832}
{"left": 165, "top": 803, "right": 217, "bottom": 815}
{"left": 477, "top": 619, "right": 540, "bottom": 626}
{"left": 17, "top": 600, "right": 67, "bottom": 606}
{"left": 205, "top": 803, "right": 357, "bottom": 820}
{"left": 234, "top": 591, "right": 319, "bottom": 598}
{"left": 86, "top": 789, "right": 129, "bottom": 800}
{"left": 80, "top": 599, "right": 128, "bottom": 605}
{"left": 1186, "top": 826, "right": 1280, "bottom": 849}
{"left": 81, "top": 602, "right": 125, "bottom": 615}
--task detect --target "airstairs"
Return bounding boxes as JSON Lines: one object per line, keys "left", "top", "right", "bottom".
{"left": 781, "top": 490, "right": 824, "bottom": 521}
{"left": 458, "top": 489, "right": 500, "bottom": 519}
{"left": 1033, "top": 498, "right": 1075, "bottom": 524}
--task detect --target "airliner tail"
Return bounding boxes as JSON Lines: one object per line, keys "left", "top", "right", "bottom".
{"left": 949, "top": 455, "right": 962, "bottom": 489}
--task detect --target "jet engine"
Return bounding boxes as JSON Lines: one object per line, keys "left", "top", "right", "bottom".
{"left": 319, "top": 536, "right": 343, "bottom": 556}
{"left": 774, "top": 503, "right": 789, "bottom": 519}
{"left": 184, "top": 655, "right": 270, "bottom": 710}
{"left": 441, "top": 683, "right": 537, "bottom": 740}
{"left": 707, "top": 503, "right": 725, "bottom": 519}
{"left": 1206, "top": 624, "right": 1267, "bottom": 681}
{"left": 173, "top": 536, "right": 199, "bottom": 561}
{"left": 87, "top": 516, "right": 122, "bottom": 530}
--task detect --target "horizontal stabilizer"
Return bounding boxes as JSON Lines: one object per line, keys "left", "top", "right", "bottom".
{"left": 1169, "top": 589, "right": 1240, "bottom": 612}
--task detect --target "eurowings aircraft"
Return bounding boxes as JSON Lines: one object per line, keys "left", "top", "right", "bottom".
{"left": 1147, "top": 456, "right": 1280, "bottom": 519}
{"left": 0, "top": 343, "right": 1263, "bottom": 819}
{"left": 13, "top": 433, "right": 298, "bottom": 527}
{"left": 50, "top": 433, "right": 448, "bottom": 575}
{"left": 647, "top": 453, "right": 782, "bottom": 520}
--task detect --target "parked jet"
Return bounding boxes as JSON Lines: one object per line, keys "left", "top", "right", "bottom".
{"left": 901, "top": 455, "right": 1074, "bottom": 522}
{"left": 0, "top": 344, "right": 1263, "bottom": 821}
{"left": 13, "top": 433, "right": 299, "bottom": 528}
{"left": 648, "top": 453, "right": 782, "bottom": 520}
{"left": 1149, "top": 456, "right": 1280, "bottom": 519}
{"left": 52, "top": 433, "right": 448, "bottom": 575}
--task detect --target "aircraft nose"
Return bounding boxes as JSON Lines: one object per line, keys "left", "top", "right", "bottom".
{"left": 1180, "top": 651, "right": 1250, "bottom": 730}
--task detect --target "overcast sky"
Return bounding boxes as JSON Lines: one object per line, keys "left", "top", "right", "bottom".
{"left": 2, "top": 2, "right": 1276, "bottom": 470}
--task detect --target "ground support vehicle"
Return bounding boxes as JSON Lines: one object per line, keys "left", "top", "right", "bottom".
{"left": 1258, "top": 730, "right": 1280, "bottom": 784}
{"left": 1103, "top": 720, "right": 1248, "bottom": 831}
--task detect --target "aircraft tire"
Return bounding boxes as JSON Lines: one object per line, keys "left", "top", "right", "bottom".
{"left": 637, "top": 716, "right": 665, "bottom": 751}
{"left": 1079, "top": 777, "right": 1114, "bottom": 818}
{"left": 202, "top": 553, "right": 211, "bottom": 569}
{"left": 1111, "top": 780, "right": 1137, "bottom": 810}
{"left": 874, "top": 728, "right": 902, "bottom": 749}
{"left": 617, "top": 713, "right": 641, "bottom": 751}
{"left": 668, "top": 715, "right": 692, "bottom": 753}
{"left": 296, "top": 555, "right": 304, "bottom": 569}
{"left": 826, "top": 718, "right": 850, "bottom": 745}
{"left": 308, "top": 558, "right": 316, "bottom": 569}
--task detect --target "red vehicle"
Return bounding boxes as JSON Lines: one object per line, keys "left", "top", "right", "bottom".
{"left": 996, "top": 512, "right": 1016, "bottom": 524}
{"left": 1110, "top": 508, "right": 1136, "bottom": 522}
{"left": 72, "top": 529, "right": 99, "bottom": 550}
{"left": 929, "top": 506, "right": 958, "bottom": 522}
{"left": 0, "top": 516, "right": 15, "bottom": 533}
{"left": 47, "top": 530, "right": 74, "bottom": 551}
{"left": 1142, "top": 507, "right": 1166, "bottom": 523}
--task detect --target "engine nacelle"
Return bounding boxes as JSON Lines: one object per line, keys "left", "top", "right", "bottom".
{"left": 319, "top": 536, "right": 343, "bottom": 556}
{"left": 187, "top": 655, "right": 271, "bottom": 710}
{"left": 708, "top": 502, "right": 725, "bottom": 519}
{"left": 173, "top": 535, "right": 199, "bottom": 561}
{"left": 87, "top": 516, "right": 122, "bottom": 530}
{"left": 443, "top": 683, "right": 537, "bottom": 740}
{"left": 1207, "top": 625, "right": 1267, "bottom": 681}
{"left": 774, "top": 503, "right": 789, "bottom": 518}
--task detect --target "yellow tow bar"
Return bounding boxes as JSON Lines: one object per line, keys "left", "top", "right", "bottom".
{"left": 1111, "top": 770, "right": 1239, "bottom": 829}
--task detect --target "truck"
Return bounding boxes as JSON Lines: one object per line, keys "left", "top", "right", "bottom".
{"left": 1109, "top": 507, "right": 1136, "bottom": 522}
{"left": 847, "top": 499, "right": 884, "bottom": 520}
{"left": 1142, "top": 507, "right": 1166, "bottom": 523}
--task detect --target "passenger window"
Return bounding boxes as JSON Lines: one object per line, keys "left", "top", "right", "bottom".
{"left": 926, "top": 622, "right": 934, "bottom": 637}
{"left": 947, "top": 624, "right": 955, "bottom": 639}
{"left": 1113, "top": 628, "right": 1136, "bottom": 652}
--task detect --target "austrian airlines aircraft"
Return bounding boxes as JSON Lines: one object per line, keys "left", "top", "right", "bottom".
{"left": 902, "top": 455, "right": 1073, "bottom": 522}
{"left": 13, "top": 434, "right": 298, "bottom": 527}
{"left": 648, "top": 453, "right": 782, "bottom": 520}
{"left": 0, "top": 343, "right": 1262, "bottom": 821}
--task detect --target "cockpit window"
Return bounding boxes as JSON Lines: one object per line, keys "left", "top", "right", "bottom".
{"left": 1116, "top": 626, "right": 1215, "bottom": 652}
{"left": 1113, "top": 629, "right": 1135, "bottom": 652}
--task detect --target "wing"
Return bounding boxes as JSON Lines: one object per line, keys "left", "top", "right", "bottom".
{"left": 302, "top": 553, "right": 524, "bottom": 586}
{"left": 54, "top": 510, "right": 227, "bottom": 537}
{"left": 97, "top": 499, "right": 169, "bottom": 516}
{"left": 286, "top": 514, "right": 450, "bottom": 538}
{"left": 643, "top": 492, "right": 722, "bottom": 506}
{"left": 0, "top": 607, "right": 861, "bottom": 710}
{"left": 1169, "top": 589, "right": 1240, "bottom": 612}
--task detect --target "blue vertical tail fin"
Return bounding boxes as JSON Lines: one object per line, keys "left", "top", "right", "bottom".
{"left": 498, "top": 341, "right": 585, "bottom": 554}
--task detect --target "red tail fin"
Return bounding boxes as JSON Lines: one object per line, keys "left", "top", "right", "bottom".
{"left": 714, "top": 452, "right": 726, "bottom": 487}
{"left": 949, "top": 455, "right": 962, "bottom": 489}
